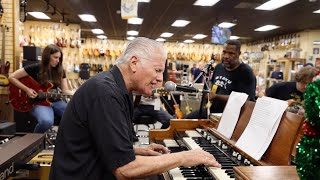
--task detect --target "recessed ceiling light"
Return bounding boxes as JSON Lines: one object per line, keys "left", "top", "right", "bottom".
{"left": 255, "top": 0, "right": 297, "bottom": 11}
{"left": 184, "top": 39, "right": 194, "bottom": 43}
{"left": 193, "top": 0, "right": 220, "bottom": 6}
{"left": 91, "top": 29, "right": 104, "bottom": 34}
{"left": 313, "top": 9, "right": 320, "bottom": 13}
{"left": 28, "top": 12, "right": 50, "bottom": 19}
{"left": 193, "top": 34, "right": 207, "bottom": 39}
{"left": 78, "top": 14, "right": 97, "bottom": 22}
{"left": 127, "top": 36, "right": 136, "bottom": 40}
{"left": 230, "top": 36, "right": 240, "bottom": 40}
{"left": 128, "top": 17, "right": 144, "bottom": 25}
{"left": 127, "top": 30, "right": 139, "bottom": 36}
{"left": 156, "top": 38, "right": 166, "bottom": 42}
{"left": 97, "top": 35, "right": 107, "bottom": 39}
{"left": 137, "top": 0, "right": 150, "bottom": 2}
{"left": 218, "top": 22, "right": 236, "bottom": 28}
{"left": 255, "top": 25, "right": 280, "bottom": 31}
{"left": 160, "top": 32, "right": 173, "bottom": 37}
{"left": 172, "top": 20, "right": 190, "bottom": 27}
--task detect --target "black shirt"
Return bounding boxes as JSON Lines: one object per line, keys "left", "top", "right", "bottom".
{"left": 270, "top": 71, "right": 283, "bottom": 80}
{"left": 210, "top": 63, "right": 256, "bottom": 112}
{"left": 266, "top": 81, "right": 303, "bottom": 101}
{"left": 24, "top": 63, "right": 66, "bottom": 88}
{"left": 50, "top": 66, "right": 136, "bottom": 180}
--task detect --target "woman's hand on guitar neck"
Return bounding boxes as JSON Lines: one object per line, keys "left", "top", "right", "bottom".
{"left": 26, "top": 88, "right": 38, "bottom": 98}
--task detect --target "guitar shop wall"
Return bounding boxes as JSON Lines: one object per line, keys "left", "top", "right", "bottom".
{"left": 19, "top": 21, "right": 81, "bottom": 76}
{"left": 0, "top": 0, "right": 17, "bottom": 122}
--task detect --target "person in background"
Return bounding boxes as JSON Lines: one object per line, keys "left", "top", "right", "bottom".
{"left": 50, "top": 37, "right": 220, "bottom": 180}
{"left": 133, "top": 94, "right": 173, "bottom": 129}
{"left": 8, "top": 44, "right": 73, "bottom": 133}
{"left": 266, "top": 66, "right": 318, "bottom": 115}
{"left": 186, "top": 39, "right": 256, "bottom": 119}
{"left": 270, "top": 64, "right": 284, "bottom": 82}
{"left": 192, "top": 62, "right": 204, "bottom": 83}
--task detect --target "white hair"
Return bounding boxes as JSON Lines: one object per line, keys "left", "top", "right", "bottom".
{"left": 115, "top": 37, "right": 167, "bottom": 65}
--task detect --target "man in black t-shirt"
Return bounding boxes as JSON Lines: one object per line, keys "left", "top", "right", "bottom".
{"left": 266, "top": 66, "right": 318, "bottom": 115}
{"left": 186, "top": 40, "right": 256, "bottom": 119}
{"left": 50, "top": 37, "right": 220, "bottom": 180}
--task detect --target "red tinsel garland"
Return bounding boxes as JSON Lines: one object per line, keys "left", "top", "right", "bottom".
{"left": 303, "top": 121, "right": 320, "bottom": 138}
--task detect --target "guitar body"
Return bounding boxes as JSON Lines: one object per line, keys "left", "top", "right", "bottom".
{"left": 9, "top": 76, "right": 53, "bottom": 112}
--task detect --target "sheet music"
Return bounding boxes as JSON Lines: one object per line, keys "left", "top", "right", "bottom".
{"left": 235, "top": 96, "right": 288, "bottom": 160}
{"left": 217, "top": 91, "right": 248, "bottom": 139}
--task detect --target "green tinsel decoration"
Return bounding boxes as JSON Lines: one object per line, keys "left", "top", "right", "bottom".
{"left": 295, "top": 79, "right": 320, "bottom": 180}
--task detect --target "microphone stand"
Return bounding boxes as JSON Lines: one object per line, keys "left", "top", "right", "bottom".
{"left": 189, "top": 59, "right": 214, "bottom": 119}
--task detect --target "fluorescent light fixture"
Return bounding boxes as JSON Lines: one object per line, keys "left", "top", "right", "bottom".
{"left": 78, "top": 14, "right": 97, "bottom": 22}
{"left": 91, "top": 29, "right": 104, "bottom": 34}
{"left": 128, "top": 17, "right": 144, "bottom": 25}
{"left": 255, "top": 25, "right": 279, "bottom": 31}
{"left": 156, "top": 38, "right": 166, "bottom": 42}
{"left": 160, "top": 32, "right": 173, "bottom": 37}
{"left": 230, "top": 36, "right": 240, "bottom": 40}
{"left": 97, "top": 35, "right": 107, "bottom": 39}
{"left": 127, "top": 36, "right": 136, "bottom": 41}
{"left": 127, "top": 30, "right": 139, "bottom": 36}
{"left": 172, "top": 20, "right": 190, "bottom": 27}
{"left": 184, "top": 39, "right": 194, "bottom": 43}
{"left": 255, "top": 0, "right": 297, "bottom": 11}
{"left": 313, "top": 41, "right": 320, "bottom": 45}
{"left": 218, "top": 22, "right": 236, "bottom": 28}
{"left": 193, "top": 34, "right": 207, "bottom": 39}
{"left": 193, "top": 0, "right": 220, "bottom": 6}
{"left": 138, "top": 0, "right": 150, "bottom": 2}
{"left": 313, "top": 9, "right": 320, "bottom": 13}
{"left": 28, "top": 12, "right": 50, "bottom": 19}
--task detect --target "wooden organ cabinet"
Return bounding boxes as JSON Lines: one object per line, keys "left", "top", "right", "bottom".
{"left": 150, "top": 100, "right": 303, "bottom": 180}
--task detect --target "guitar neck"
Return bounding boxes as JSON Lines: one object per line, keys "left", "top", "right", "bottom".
{"left": 38, "top": 91, "right": 72, "bottom": 99}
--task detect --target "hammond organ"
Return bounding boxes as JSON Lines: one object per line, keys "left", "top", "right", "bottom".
{"left": 149, "top": 101, "right": 303, "bottom": 180}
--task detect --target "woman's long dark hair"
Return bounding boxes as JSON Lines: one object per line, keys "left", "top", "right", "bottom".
{"left": 39, "top": 44, "right": 64, "bottom": 86}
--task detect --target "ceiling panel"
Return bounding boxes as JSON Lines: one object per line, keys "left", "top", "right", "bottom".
{"left": 24, "top": 0, "right": 320, "bottom": 43}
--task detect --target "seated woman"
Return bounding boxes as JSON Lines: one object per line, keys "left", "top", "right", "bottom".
{"left": 8, "top": 44, "right": 74, "bottom": 133}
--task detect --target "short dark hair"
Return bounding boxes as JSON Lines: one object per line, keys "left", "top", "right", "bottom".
{"left": 225, "top": 40, "right": 241, "bottom": 52}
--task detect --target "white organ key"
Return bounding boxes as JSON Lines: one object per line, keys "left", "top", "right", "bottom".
{"left": 185, "top": 130, "right": 202, "bottom": 137}
{"left": 182, "top": 137, "right": 200, "bottom": 149}
{"left": 169, "top": 167, "right": 186, "bottom": 180}
{"left": 208, "top": 167, "right": 234, "bottom": 180}
{"left": 163, "top": 139, "right": 179, "bottom": 147}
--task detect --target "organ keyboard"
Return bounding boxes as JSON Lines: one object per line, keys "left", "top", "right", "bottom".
{"left": 0, "top": 133, "right": 45, "bottom": 180}
{"left": 150, "top": 100, "right": 304, "bottom": 180}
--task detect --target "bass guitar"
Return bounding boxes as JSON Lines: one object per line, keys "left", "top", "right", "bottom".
{"left": 9, "top": 76, "right": 72, "bottom": 112}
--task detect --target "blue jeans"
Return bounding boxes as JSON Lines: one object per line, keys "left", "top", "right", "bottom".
{"left": 31, "top": 101, "right": 67, "bottom": 133}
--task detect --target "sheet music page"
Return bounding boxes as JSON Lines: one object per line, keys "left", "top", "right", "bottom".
{"left": 217, "top": 91, "right": 248, "bottom": 139}
{"left": 235, "top": 97, "right": 288, "bottom": 160}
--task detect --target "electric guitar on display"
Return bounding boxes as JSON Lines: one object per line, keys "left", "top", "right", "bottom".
{"left": 0, "top": 3, "right": 10, "bottom": 86}
{"left": 9, "top": 76, "right": 72, "bottom": 112}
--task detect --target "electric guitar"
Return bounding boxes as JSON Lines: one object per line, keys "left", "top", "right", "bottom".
{"left": 0, "top": 4, "right": 10, "bottom": 86}
{"left": 9, "top": 76, "right": 72, "bottom": 112}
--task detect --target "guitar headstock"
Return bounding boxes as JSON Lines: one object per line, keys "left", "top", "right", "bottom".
{"left": 152, "top": 87, "right": 169, "bottom": 96}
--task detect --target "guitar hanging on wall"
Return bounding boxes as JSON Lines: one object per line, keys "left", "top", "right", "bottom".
{"left": 0, "top": 1, "right": 10, "bottom": 86}
{"left": 9, "top": 76, "right": 73, "bottom": 112}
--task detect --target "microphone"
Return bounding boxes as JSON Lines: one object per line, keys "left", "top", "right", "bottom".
{"left": 201, "top": 59, "right": 215, "bottom": 73}
{"left": 164, "top": 81, "right": 210, "bottom": 93}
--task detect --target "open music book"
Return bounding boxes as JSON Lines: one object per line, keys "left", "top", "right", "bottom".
{"left": 235, "top": 96, "right": 288, "bottom": 160}
{"left": 217, "top": 91, "right": 248, "bottom": 139}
